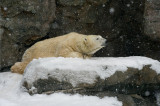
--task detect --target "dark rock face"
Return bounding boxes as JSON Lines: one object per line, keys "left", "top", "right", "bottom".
{"left": 0, "top": 0, "right": 160, "bottom": 72}
{"left": 104, "top": 66, "right": 160, "bottom": 96}
{"left": 0, "top": 28, "right": 24, "bottom": 70}
{"left": 144, "top": 0, "right": 160, "bottom": 40}
{"left": 0, "top": 0, "right": 56, "bottom": 70}
{"left": 1, "top": 0, "right": 56, "bottom": 43}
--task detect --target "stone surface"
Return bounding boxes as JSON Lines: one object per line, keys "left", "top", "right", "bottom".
{"left": 104, "top": 66, "right": 160, "bottom": 96}
{"left": 0, "top": 0, "right": 55, "bottom": 44}
{"left": 144, "top": 0, "right": 160, "bottom": 40}
{"left": 0, "top": 28, "right": 24, "bottom": 70}
{"left": 0, "top": 0, "right": 56, "bottom": 70}
{"left": 57, "top": 0, "right": 86, "bottom": 6}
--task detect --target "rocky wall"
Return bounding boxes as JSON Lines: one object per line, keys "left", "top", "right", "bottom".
{"left": 144, "top": 0, "right": 160, "bottom": 40}
{"left": 0, "top": 0, "right": 160, "bottom": 71}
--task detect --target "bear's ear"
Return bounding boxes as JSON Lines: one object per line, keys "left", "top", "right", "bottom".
{"left": 83, "top": 38, "right": 87, "bottom": 46}
{"left": 84, "top": 38, "right": 87, "bottom": 41}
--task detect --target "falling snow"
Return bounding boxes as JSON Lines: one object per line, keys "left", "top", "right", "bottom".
{"left": 109, "top": 8, "right": 115, "bottom": 14}
{"left": 127, "top": 4, "right": 130, "bottom": 7}
{"left": 145, "top": 91, "right": 150, "bottom": 96}
{"left": 6, "top": 18, "right": 10, "bottom": 21}
{"left": 4, "top": 7, "right": 7, "bottom": 11}
{"left": 102, "top": 4, "right": 105, "bottom": 7}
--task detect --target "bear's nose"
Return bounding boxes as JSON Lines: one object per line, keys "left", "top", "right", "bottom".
{"left": 102, "top": 38, "right": 107, "bottom": 47}
{"left": 103, "top": 38, "right": 107, "bottom": 43}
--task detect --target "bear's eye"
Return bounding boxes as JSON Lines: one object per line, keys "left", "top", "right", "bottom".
{"left": 96, "top": 38, "right": 99, "bottom": 40}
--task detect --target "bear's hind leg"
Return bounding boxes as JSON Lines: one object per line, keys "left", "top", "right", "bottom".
{"left": 11, "top": 62, "right": 28, "bottom": 74}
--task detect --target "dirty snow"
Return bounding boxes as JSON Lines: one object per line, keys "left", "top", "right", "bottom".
{"left": 0, "top": 72, "right": 122, "bottom": 106}
{"left": 23, "top": 56, "right": 160, "bottom": 87}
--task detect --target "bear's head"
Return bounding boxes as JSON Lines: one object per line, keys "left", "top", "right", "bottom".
{"left": 82, "top": 35, "right": 106, "bottom": 55}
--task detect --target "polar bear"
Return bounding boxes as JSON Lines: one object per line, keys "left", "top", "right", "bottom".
{"left": 11, "top": 32, "right": 106, "bottom": 74}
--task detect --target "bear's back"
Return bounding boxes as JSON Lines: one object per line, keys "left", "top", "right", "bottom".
{"left": 21, "top": 34, "right": 70, "bottom": 62}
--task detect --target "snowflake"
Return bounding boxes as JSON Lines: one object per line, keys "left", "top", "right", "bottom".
{"left": 4, "top": 7, "right": 8, "bottom": 11}
{"left": 109, "top": 8, "right": 115, "bottom": 14}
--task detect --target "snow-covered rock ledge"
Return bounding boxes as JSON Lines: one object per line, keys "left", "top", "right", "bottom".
{"left": 21, "top": 56, "right": 160, "bottom": 95}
